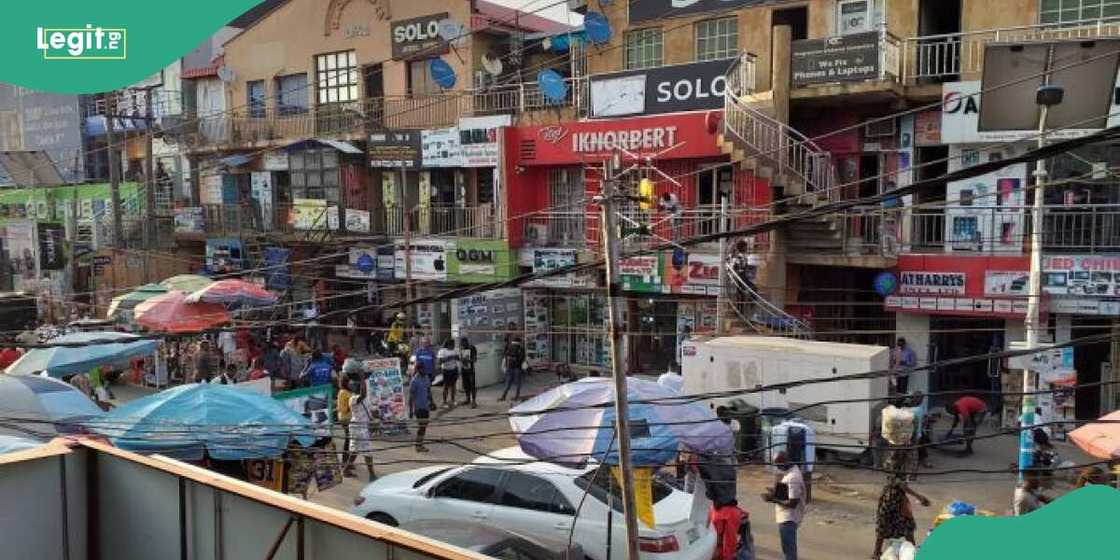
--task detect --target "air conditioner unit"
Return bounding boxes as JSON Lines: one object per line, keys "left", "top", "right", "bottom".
{"left": 865, "top": 118, "right": 896, "bottom": 138}
{"left": 525, "top": 223, "right": 549, "bottom": 243}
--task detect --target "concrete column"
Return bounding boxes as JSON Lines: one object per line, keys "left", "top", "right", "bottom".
{"left": 771, "top": 25, "right": 792, "bottom": 125}
{"left": 757, "top": 224, "right": 787, "bottom": 308}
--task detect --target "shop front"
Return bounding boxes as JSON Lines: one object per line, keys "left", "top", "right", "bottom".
{"left": 519, "top": 246, "right": 609, "bottom": 374}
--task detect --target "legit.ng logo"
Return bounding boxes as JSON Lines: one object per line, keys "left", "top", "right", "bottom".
{"left": 36, "top": 25, "right": 126, "bottom": 60}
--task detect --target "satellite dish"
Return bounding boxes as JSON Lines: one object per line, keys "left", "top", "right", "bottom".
{"left": 538, "top": 69, "right": 568, "bottom": 104}
{"left": 430, "top": 58, "right": 457, "bottom": 89}
{"left": 437, "top": 18, "right": 466, "bottom": 42}
{"left": 584, "top": 11, "right": 611, "bottom": 45}
{"left": 482, "top": 51, "right": 504, "bottom": 76}
{"left": 549, "top": 34, "right": 571, "bottom": 53}
{"left": 217, "top": 66, "right": 235, "bottom": 83}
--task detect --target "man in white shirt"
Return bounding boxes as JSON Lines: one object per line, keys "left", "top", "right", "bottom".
{"left": 763, "top": 452, "right": 804, "bottom": 560}
{"left": 217, "top": 330, "right": 238, "bottom": 368}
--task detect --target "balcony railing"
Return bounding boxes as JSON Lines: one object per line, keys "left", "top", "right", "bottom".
{"left": 188, "top": 78, "right": 587, "bottom": 149}
{"left": 902, "top": 17, "right": 1120, "bottom": 83}
{"left": 520, "top": 205, "right": 770, "bottom": 251}
{"left": 904, "top": 205, "right": 1120, "bottom": 255}
{"left": 384, "top": 205, "right": 502, "bottom": 239}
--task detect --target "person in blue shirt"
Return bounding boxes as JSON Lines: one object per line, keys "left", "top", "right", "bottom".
{"left": 408, "top": 355, "right": 432, "bottom": 453}
{"left": 301, "top": 351, "right": 335, "bottom": 387}
{"left": 412, "top": 337, "right": 436, "bottom": 378}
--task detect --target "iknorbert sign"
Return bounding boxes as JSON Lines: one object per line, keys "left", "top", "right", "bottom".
{"left": 791, "top": 32, "right": 881, "bottom": 87}
{"left": 898, "top": 271, "right": 966, "bottom": 295}
{"left": 589, "top": 58, "right": 734, "bottom": 117}
{"left": 390, "top": 13, "right": 448, "bottom": 60}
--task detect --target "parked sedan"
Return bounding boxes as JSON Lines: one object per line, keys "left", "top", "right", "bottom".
{"left": 401, "top": 519, "right": 584, "bottom": 560}
{"left": 352, "top": 447, "right": 716, "bottom": 560}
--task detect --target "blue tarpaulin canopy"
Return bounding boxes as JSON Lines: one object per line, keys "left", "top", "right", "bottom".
{"left": 4, "top": 331, "right": 159, "bottom": 377}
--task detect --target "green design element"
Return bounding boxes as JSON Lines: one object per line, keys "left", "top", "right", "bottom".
{"left": 919, "top": 485, "right": 1118, "bottom": 559}
{"left": 3, "top": 0, "right": 263, "bottom": 93}
{"left": 447, "top": 239, "right": 516, "bottom": 283}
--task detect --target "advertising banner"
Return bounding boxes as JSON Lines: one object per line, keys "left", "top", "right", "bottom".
{"left": 898, "top": 271, "right": 966, "bottom": 295}
{"left": 525, "top": 247, "right": 597, "bottom": 288}
{"left": 453, "top": 288, "right": 523, "bottom": 345}
{"left": 273, "top": 385, "right": 334, "bottom": 438}
{"left": 945, "top": 158, "right": 1027, "bottom": 254}
{"left": 449, "top": 239, "right": 515, "bottom": 281}
{"left": 262, "top": 151, "right": 289, "bottom": 171}
{"left": 941, "top": 81, "right": 1106, "bottom": 143}
{"left": 394, "top": 239, "right": 451, "bottom": 281}
{"left": 250, "top": 171, "right": 274, "bottom": 231}
{"left": 5, "top": 221, "right": 38, "bottom": 284}
{"left": 174, "top": 207, "right": 205, "bottom": 233}
{"left": 363, "top": 358, "right": 409, "bottom": 434}
{"left": 390, "top": 12, "right": 449, "bottom": 60}
{"left": 589, "top": 58, "right": 734, "bottom": 117}
{"left": 791, "top": 32, "right": 881, "bottom": 86}
{"left": 664, "top": 252, "right": 721, "bottom": 295}
{"left": 263, "top": 247, "right": 291, "bottom": 291}
{"left": 513, "top": 112, "right": 722, "bottom": 165}
{"left": 620, "top": 255, "right": 661, "bottom": 293}
{"left": 36, "top": 222, "right": 64, "bottom": 271}
{"left": 458, "top": 115, "right": 510, "bottom": 167}
{"left": 206, "top": 238, "right": 244, "bottom": 274}
{"left": 421, "top": 127, "right": 462, "bottom": 167}
{"left": 984, "top": 271, "right": 1030, "bottom": 297}
{"left": 291, "top": 198, "right": 338, "bottom": 230}
{"left": 368, "top": 131, "right": 421, "bottom": 168}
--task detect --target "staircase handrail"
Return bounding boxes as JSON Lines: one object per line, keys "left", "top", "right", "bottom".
{"left": 726, "top": 263, "right": 811, "bottom": 338}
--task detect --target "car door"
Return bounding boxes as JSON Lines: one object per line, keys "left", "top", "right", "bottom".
{"left": 418, "top": 467, "right": 505, "bottom": 524}
{"left": 490, "top": 472, "right": 576, "bottom": 544}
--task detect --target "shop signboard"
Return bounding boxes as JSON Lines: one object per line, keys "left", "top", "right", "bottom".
{"left": 628, "top": 0, "right": 762, "bottom": 22}
{"left": 791, "top": 32, "right": 881, "bottom": 87}
{"left": 421, "top": 126, "right": 463, "bottom": 167}
{"left": 291, "top": 198, "right": 339, "bottom": 230}
{"left": 941, "top": 81, "right": 1112, "bottom": 143}
{"left": 885, "top": 295, "right": 1027, "bottom": 317}
{"left": 390, "top": 12, "right": 449, "bottom": 60}
{"left": 36, "top": 222, "right": 64, "bottom": 271}
{"left": 448, "top": 239, "right": 515, "bottom": 282}
{"left": 620, "top": 255, "right": 661, "bottom": 293}
{"left": 589, "top": 58, "right": 734, "bottom": 118}
{"left": 1009, "top": 344, "right": 1076, "bottom": 385}
{"left": 344, "top": 208, "right": 370, "bottom": 233}
{"left": 174, "top": 207, "right": 205, "bottom": 233}
{"left": 984, "top": 270, "right": 1030, "bottom": 297}
{"left": 368, "top": 131, "right": 421, "bottom": 168}
{"left": 206, "top": 238, "right": 244, "bottom": 274}
{"left": 262, "top": 151, "right": 289, "bottom": 171}
{"left": 362, "top": 358, "right": 408, "bottom": 434}
{"left": 524, "top": 247, "right": 596, "bottom": 288}
{"left": 898, "top": 271, "right": 966, "bottom": 295}
{"left": 453, "top": 288, "right": 523, "bottom": 345}
{"left": 339, "top": 246, "right": 395, "bottom": 281}
{"left": 945, "top": 158, "right": 1027, "bottom": 254}
{"left": 514, "top": 112, "right": 723, "bottom": 165}
{"left": 665, "top": 252, "right": 721, "bottom": 295}
{"left": 394, "top": 238, "right": 451, "bottom": 281}
{"left": 459, "top": 115, "right": 510, "bottom": 167}
{"left": 1042, "top": 255, "right": 1120, "bottom": 297}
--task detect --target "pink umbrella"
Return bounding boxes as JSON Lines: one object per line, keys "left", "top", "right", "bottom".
{"left": 1069, "top": 410, "right": 1120, "bottom": 459}
{"left": 185, "top": 279, "right": 278, "bottom": 307}
{"left": 133, "top": 291, "right": 231, "bottom": 334}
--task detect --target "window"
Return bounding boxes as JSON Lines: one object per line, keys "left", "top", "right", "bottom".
{"left": 498, "top": 473, "right": 575, "bottom": 515}
{"left": 575, "top": 468, "right": 675, "bottom": 513}
{"left": 1040, "top": 0, "right": 1120, "bottom": 24}
{"left": 275, "top": 73, "right": 309, "bottom": 115}
{"left": 695, "top": 17, "right": 738, "bottom": 61}
{"left": 288, "top": 148, "right": 340, "bottom": 202}
{"left": 624, "top": 28, "right": 663, "bottom": 70}
{"left": 407, "top": 58, "right": 441, "bottom": 96}
{"left": 432, "top": 468, "right": 505, "bottom": 503}
{"left": 315, "top": 50, "right": 358, "bottom": 104}
{"left": 247, "top": 80, "right": 266, "bottom": 118}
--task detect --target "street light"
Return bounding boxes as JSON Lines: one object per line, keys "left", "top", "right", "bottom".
{"left": 1019, "top": 84, "right": 1064, "bottom": 479}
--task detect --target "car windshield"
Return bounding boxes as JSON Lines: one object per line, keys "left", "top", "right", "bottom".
{"left": 574, "top": 468, "right": 675, "bottom": 513}
{"left": 412, "top": 467, "right": 454, "bottom": 489}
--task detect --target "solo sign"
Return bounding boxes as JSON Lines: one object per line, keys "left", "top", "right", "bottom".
{"left": 391, "top": 13, "right": 448, "bottom": 60}
{"left": 898, "top": 271, "right": 966, "bottom": 295}
{"left": 589, "top": 58, "right": 734, "bottom": 117}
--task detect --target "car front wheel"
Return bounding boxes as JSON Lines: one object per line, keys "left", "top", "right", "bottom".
{"left": 365, "top": 512, "right": 398, "bottom": 527}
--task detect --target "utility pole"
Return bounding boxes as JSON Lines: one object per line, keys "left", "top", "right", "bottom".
{"left": 599, "top": 154, "right": 641, "bottom": 560}
{"left": 106, "top": 93, "right": 124, "bottom": 248}
{"left": 143, "top": 88, "right": 156, "bottom": 282}
{"left": 716, "top": 196, "right": 729, "bottom": 336}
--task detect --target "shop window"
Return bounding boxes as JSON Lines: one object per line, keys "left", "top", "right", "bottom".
{"left": 547, "top": 294, "right": 609, "bottom": 368}
{"left": 289, "top": 148, "right": 340, "bottom": 203}
{"left": 275, "top": 73, "right": 309, "bottom": 115}
{"left": 247, "top": 80, "right": 266, "bottom": 118}
{"left": 407, "top": 57, "right": 441, "bottom": 96}
{"left": 624, "top": 28, "right": 663, "bottom": 70}
{"left": 1040, "top": 0, "right": 1120, "bottom": 24}
{"left": 316, "top": 50, "right": 359, "bottom": 105}
{"left": 695, "top": 17, "right": 738, "bottom": 61}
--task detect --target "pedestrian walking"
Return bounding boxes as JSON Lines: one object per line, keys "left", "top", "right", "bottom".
{"left": 872, "top": 477, "right": 930, "bottom": 558}
{"left": 890, "top": 338, "right": 917, "bottom": 393}
{"left": 386, "top": 312, "right": 406, "bottom": 353}
{"left": 336, "top": 377, "right": 354, "bottom": 476}
{"left": 346, "top": 379, "right": 377, "bottom": 481}
{"left": 409, "top": 359, "right": 432, "bottom": 453}
{"left": 301, "top": 351, "right": 335, "bottom": 387}
{"left": 499, "top": 337, "right": 526, "bottom": 402}
{"left": 437, "top": 339, "right": 460, "bottom": 409}
{"left": 945, "top": 395, "right": 988, "bottom": 456}
{"left": 762, "top": 452, "right": 804, "bottom": 560}
{"left": 279, "top": 336, "right": 309, "bottom": 389}
{"left": 458, "top": 336, "right": 478, "bottom": 408}
{"left": 217, "top": 329, "right": 238, "bottom": 369}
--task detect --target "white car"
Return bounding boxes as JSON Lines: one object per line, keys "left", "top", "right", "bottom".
{"left": 351, "top": 447, "right": 717, "bottom": 560}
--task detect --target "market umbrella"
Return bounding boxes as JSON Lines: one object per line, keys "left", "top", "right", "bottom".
{"left": 1069, "top": 410, "right": 1120, "bottom": 458}
{"left": 159, "top": 274, "right": 214, "bottom": 293}
{"left": 107, "top": 283, "right": 169, "bottom": 320}
{"left": 0, "top": 434, "right": 43, "bottom": 454}
{"left": 185, "top": 279, "right": 277, "bottom": 307}
{"left": 0, "top": 374, "right": 104, "bottom": 439}
{"left": 4, "top": 331, "right": 160, "bottom": 378}
{"left": 89, "top": 383, "right": 315, "bottom": 460}
{"left": 133, "top": 291, "right": 230, "bottom": 334}
{"left": 509, "top": 377, "right": 733, "bottom": 466}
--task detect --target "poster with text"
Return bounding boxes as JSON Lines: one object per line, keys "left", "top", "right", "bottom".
{"left": 394, "top": 239, "right": 451, "bottom": 281}
{"left": 363, "top": 358, "right": 409, "bottom": 434}
{"left": 946, "top": 156, "right": 1027, "bottom": 254}
{"left": 459, "top": 115, "right": 510, "bottom": 167}
{"left": 274, "top": 385, "right": 334, "bottom": 439}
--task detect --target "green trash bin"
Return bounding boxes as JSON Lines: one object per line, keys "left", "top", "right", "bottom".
{"left": 725, "top": 399, "right": 760, "bottom": 459}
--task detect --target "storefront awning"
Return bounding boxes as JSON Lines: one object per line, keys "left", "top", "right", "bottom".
{"left": 283, "top": 139, "right": 363, "bottom": 154}
{"left": 219, "top": 154, "right": 253, "bottom": 168}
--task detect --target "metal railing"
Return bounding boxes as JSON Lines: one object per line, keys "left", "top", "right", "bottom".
{"left": 384, "top": 205, "right": 502, "bottom": 239}
{"left": 904, "top": 205, "right": 1120, "bottom": 254}
{"left": 724, "top": 52, "right": 836, "bottom": 200}
{"left": 520, "top": 205, "right": 770, "bottom": 250}
{"left": 726, "top": 264, "right": 811, "bottom": 339}
{"left": 1043, "top": 205, "right": 1120, "bottom": 252}
{"left": 902, "top": 17, "right": 1120, "bottom": 83}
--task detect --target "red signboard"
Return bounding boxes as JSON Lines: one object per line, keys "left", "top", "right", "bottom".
{"left": 511, "top": 111, "right": 724, "bottom": 165}
{"left": 885, "top": 254, "right": 1031, "bottom": 319}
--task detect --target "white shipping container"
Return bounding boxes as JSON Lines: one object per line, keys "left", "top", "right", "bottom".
{"left": 681, "top": 336, "right": 891, "bottom": 456}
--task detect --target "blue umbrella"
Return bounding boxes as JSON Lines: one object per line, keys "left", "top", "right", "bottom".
{"left": 4, "top": 331, "right": 159, "bottom": 377}
{"left": 0, "top": 374, "right": 104, "bottom": 438}
{"left": 90, "top": 383, "right": 315, "bottom": 460}
{"left": 0, "top": 434, "right": 44, "bottom": 454}
{"left": 509, "top": 377, "right": 733, "bottom": 466}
